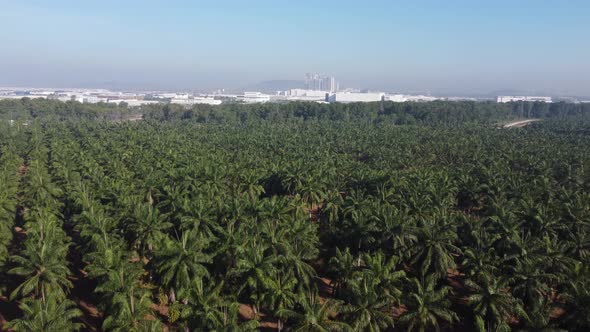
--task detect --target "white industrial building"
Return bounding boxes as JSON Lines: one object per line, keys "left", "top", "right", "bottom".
{"left": 404, "top": 95, "right": 440, "bottom": 102}
{"left": 82, "top": 96, "right": 104, "bottom": 103}
{"left": 153, "top": 93, "right": 179, "bottom": 99}
{"left": 170, "top": 97, "right": 222, "bottom": 106}
{"left": 386, "top": 94, "right": 407, "bottom": 102}
{"left": 238, "top": 92, "right": 271, "bottom": 104}
{"left": 328, "top": 92, "right": 385, "bottom": 103}
{"left": 287, "top": 89, "right": 329, "bottom": 98}
{"left": 107, "top": 99, "right": 161, "bottom": 107}
{"left": 0, "top": 95, "right": 46, "bottom": 100}
{"left": 284, "top": 89, "right": 329, "bottom": 102}
{"left": 497, "top": 96, "right": 552, "bottom": 103}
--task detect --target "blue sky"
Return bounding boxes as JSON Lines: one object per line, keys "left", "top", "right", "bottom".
{"left": 1, "top": 0, "right": 589, "bottom": 95}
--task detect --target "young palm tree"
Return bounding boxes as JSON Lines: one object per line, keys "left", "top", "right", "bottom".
{"left": 399, "top": 276, "right": 458, "bottom": 332}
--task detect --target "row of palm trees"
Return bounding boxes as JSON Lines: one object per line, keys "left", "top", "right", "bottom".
{"left": 1, "top": 117, "right": 590, "bottom": 331}
{"left": 0, "top": 129, "right": 23, "bottom": 297}
{"left": 3, "top": 129, "right": 83, "bottom": 331}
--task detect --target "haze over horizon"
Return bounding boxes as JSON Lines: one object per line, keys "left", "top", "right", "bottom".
{"left": 1, "top": 0, "right": 589, "bottom": 95}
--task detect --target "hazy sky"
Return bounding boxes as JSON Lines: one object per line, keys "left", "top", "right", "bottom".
{"left": 1, "top": 0, "right": 589, "bottom": 95}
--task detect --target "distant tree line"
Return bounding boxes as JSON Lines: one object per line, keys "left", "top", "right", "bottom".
{"left": 1, "top": 98, "right": 590, "bottom": 125}
{"left": 142, "top": 101, "right": 590, "bottom": 125}
{"left": 0, "top": 98, "right": 132, "bottom": 121}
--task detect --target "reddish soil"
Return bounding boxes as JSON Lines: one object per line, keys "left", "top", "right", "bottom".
{"left": 238, "top": 303, "right": 255, "bottom": 320}
{"left": 0, "top": 312, "right": 9, "bottom": 332}
{"left": 550, "top": 307, "right": 566, "bottom": 319}
{"left": 238, "top": 304, "right": 278, "bottom": 330}
{"left": 78, "top": 299, "right": 101, "bottom": 319}
{"left": 17, "top": 164, "right": 28, "bottom": 176}
{"left": 306, "top": 204, "right": 322, "bottom": 222}
{"left": 12, "top": 227, "right": 25, "bottom": 236}
{"left": 318, "top": 277, "right": 334, "bottom": 299}
{"left": 392, "top": 304, "right": 408, "bottom": 319}
{"left": 151, "top": 303, "right": 169, "bottom": 317}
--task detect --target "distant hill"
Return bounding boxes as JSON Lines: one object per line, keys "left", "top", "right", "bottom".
{"left": 243, "top": 80, "right": 305, "bottom": 93}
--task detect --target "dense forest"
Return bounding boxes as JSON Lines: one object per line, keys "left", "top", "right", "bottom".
{"left": 0, "top": 99, "right": 590, "bottom": 331}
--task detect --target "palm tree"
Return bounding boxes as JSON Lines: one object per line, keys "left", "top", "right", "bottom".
{"left": 518, "top": 198, "right": 564, "bottom": 240}
{"left": 154, "top": 229, "right": 212, "bottom": 303}
{"left": 462, "top": 247, "right": 503, "bottom": 280}
{"left": 75, "top": 203, "right": 120, "bottom": 252}
{"left": 465, "top": 274, "right": 525, "bottom": 332}
{"left": 7, "top": 294, "right": 83, "bottom": 332}
{"left": 278, "top": 216, "right": 319, "bottom": 289}
{"left": 277, "top": 294, "right": 351, "bottom": 332}
{"left": 560, "top": 263, "right": 590, "bottom": 331}
{"left": 361, "top": 251, "right": 405, "bottom": 299}
{"left": 404, "top": 217, "right": 461, "bottom": 278}
{"left": 399, "top": 276, "right": 458, "bottom": 332}
{"left": 328, "top": 247, "right": 357, "bottom": 296}
{"left": 102, "top": 288, "right": 162, "bottom": 332}
{"left": 9, "top": 239, "right": 72, "bottom": 302}
{"left": 341, "top": 276, "right": 395, "bottom": 332}
{"left": 231, "top": 241, "right": 276, "bottom": 316}
{"left": 259, "top": 270, "right": 299, "bottom": 331}
{"left": 371, "top": 202, "right": 411, "bottom": 253}
{"left": 518, "top": 297, "right": 565, "bottom": 332}
{"left": 506, "top": 254, "right": 557, "bottom": 313}
{"left": 125, "top": 198, "right": 172, "bottom": 257}
{"left": 175, "top": 279, "right": 259, "bottom": 331}
{"left": 321, "top": 189, "right": 344, "bottom": 224}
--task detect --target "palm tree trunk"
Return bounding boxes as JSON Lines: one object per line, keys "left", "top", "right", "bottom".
{"left": 169, "top": 288, "right": 176, "bottom": 303}
{"left": 130, "top": 289, "right": 135, "bottom": 313}
{"left": 357, "top": 240, "right": 362, "bottom": 267}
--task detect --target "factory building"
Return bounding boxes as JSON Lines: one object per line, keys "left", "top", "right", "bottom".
{"left": 237, "top": 92, "right": 271, "bottom": 104}
{"left": 497, "top": 96, "right": 552, "bottom": 103}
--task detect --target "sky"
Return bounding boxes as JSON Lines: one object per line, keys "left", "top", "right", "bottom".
{"left": 1, "top": 0, "right": 589, "bottom": 95}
